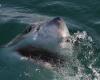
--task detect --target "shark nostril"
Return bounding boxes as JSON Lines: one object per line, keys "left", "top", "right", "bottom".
{"left": 53, "top": 17, "right": 62, "bottom": 21}
{"left": 52, "top": 17, "right": 63, "bottom": 23}
{"left": 23, "top": 26, "right": 32, "bottom": 34}
{"left": 48, "top": 17, "right": 64, "bottom": 26}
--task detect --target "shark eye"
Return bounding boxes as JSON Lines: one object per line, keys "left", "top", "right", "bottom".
{"left": 23, "top": 26, "right": 32, "bottom": 34}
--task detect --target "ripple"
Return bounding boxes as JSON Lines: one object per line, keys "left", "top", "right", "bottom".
{"left": 0, "top": 7, "right": 52, "bottom": 24}
{"left": 38, "top": 1, "right": 86, "bottom": 11}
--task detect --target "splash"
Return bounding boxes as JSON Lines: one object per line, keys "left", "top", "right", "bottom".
{"left": 53, "top": 31, "right": 99, "bottom": 80}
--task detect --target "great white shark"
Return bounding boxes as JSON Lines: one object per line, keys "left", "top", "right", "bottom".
{"left": 3, "top": 17, "right": 73, "bottom": 68}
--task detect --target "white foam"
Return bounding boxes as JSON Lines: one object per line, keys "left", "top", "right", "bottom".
{"left": 35, "top": 68, "right": 40, "bottom": 72}
{"left": 56, "top": 31, "right": 98, "bottom": 80}
{"left": 20, "top": 57, "right": 28, "bottom": 60}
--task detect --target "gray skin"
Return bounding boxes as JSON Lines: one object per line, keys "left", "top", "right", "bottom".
{"left": 5, "top": 17, "right": 73, "bottom": 65}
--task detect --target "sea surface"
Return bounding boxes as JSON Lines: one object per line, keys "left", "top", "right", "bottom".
{"left": 0, "top": 0, "right": 100, "bottom": 80}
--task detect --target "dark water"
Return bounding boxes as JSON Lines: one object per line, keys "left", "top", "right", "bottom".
{"left": 0, "top": 0, "right": 100, "bottom": 80}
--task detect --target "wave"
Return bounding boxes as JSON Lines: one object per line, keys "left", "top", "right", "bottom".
{"left": 0, "top": 6, "right": 52, "bottom": 24}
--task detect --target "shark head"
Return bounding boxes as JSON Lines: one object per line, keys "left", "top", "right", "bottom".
{"left": 7, "top": 17, "right": 72, "bottom": 66}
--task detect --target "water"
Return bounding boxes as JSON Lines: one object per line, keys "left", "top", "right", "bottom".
{"left": 0, "top": 0, "right": 100, "bottom": 80}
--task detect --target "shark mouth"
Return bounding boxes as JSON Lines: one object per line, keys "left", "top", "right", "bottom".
{"left": 17, "top": 46, "right": 66, "bottom": 68}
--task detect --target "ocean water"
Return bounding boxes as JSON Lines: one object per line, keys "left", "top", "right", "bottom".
{"left": 0, "top": 0, "right": 100, "bottom": 80}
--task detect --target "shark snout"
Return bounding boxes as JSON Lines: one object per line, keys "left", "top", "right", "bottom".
{"left": 47, "top": 17, "right": 70, "bottom": 38}
{"left": 48, "top": 17, "right": 65, "bottom": 26}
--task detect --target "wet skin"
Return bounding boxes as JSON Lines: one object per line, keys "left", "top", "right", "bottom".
{"left": 5, "top": 17, "right": 72, "bottom": 66}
